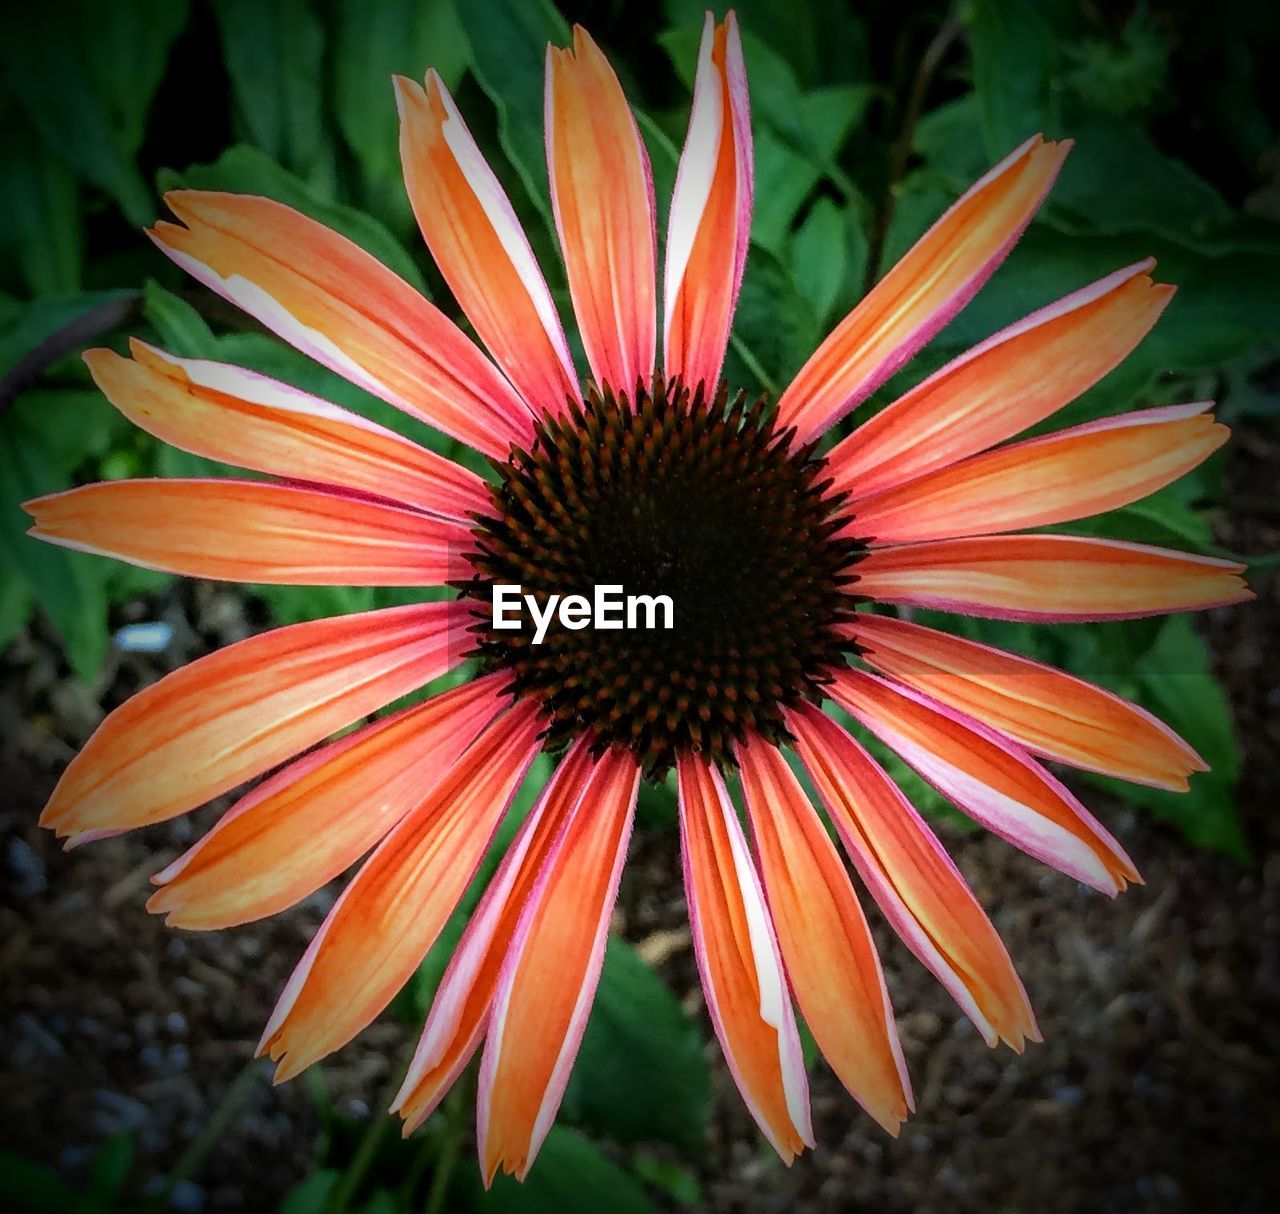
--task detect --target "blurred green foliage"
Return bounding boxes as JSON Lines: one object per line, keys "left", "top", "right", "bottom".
{"left": 1, "top": 0, "right": 1278, "bottom": 1206}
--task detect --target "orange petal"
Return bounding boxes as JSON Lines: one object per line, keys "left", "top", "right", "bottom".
{"left": 778, "top": 136, "right": 1070, "bottom": 442}
{"left": 829, "top": 668, "right": 1139, "bottom": 895}
{"left": 396, "top": 72, "right": 578, "bottom": 417}
{"left": 546, "top": 27, "right": 656, "bottom": 394}
{"left": 39, "top": 601, "right": 472, "bottom": 842}
{"left": 149, "top": 192, "right": 532, "bottom": 459}
{"left": 676, "top": 755, "right": 812, "bottom": 1162}
{"left": 852, "top": 534, "right": 1252, "bottom": 621}
{"left": 736, "top": 734, "right": 912, "bottom": 1134}
{"left": 663, "top": 12, "right": 752, "bottom": 391}
{"left": 826, "top": 260, "right": 1174, "bottom": 498}
{"left": 148, "top": 674, "right": 511, "bottom": 930}
{"left": 85, "top": 341, "right": 489, "bottom": 522}
{"left": 478, "top": 747, "right": 640, "bottom": 1182}
{"left": 786, "top": 701, "right": 1037, "bottom": 1049}
{"left": 25, "top": 478, "right": 472, "bottom": 585}
{"left": 259, "top": 700, "right": 544, "bottom": 1081}
{"left": 393, "top": 738, "right": 596, "bottom": 1134}
{"left": 851, "top": 402, "right": 1228, "bottom": 545}
{"left": 850, "top": 614, "right": 1206, "bottom": 791}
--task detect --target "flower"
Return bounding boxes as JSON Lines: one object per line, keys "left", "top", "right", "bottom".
{"left": 26, "top": 11, "right": 1250, "bottom": 1184}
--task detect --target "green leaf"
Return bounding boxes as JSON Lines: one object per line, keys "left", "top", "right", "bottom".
{"left": 966, "top": 0, "right": 1059, "bottom": 159}
{"left": 456, "top": 0, "right": 569, "bottom": 230}
{"left": 725, "top": 242, "right": 821, "bottom": 393}
{"left": 0, "top": 399, "right": 109, "bottom": 681}
{"left": 0, "top": 567, "right": 33, "bottom": 650}
{"left": 790, "top": 198, "right": 862, "bottom": 329}
{"left": 0, "top": 291, "right": 138, "bottom": 380}
{"left": 278, "top": 1169, "right": 341, "bottom": 1214}
{"left": 87, "top": 1134, "right": 133, "bottom": 1196}
{"left": 141, "top": 281, "right": 219, "bottom": 359}
{"left": 0, "top": 108, "right": 82, "bottom": 295}
{"left": 562, "top": 938, "right": 711, "bottom": 1149}
{"left": 157, "top": 145, "right": 427, "bottom": 295}
{"left": 332, "top": 0, "right": 469, "bottom": 235}
{"left": 0, "top": 2, "right": 190, "bottom": 225}
{"left": 0, "top": 1151, "right": 80, "bottom": 1213}
{"left": 630, "top": 1153, "right": 702, "bottom": 1206}
{"left": 483, "top": 1128, "right": 658, "bottom": 1214}
{"left": 210, "top": 0, "right": 333, "bottom": 190}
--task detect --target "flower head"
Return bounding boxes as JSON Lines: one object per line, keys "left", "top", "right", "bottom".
{"left": 26, "top": 10, "right": 1250, "bottom": 1183}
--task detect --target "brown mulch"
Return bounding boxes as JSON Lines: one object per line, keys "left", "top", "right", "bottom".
{"left": 2, "top": 430, "right": 1277, "bottom": 1213}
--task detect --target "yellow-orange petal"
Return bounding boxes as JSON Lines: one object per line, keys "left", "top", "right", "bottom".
{"left": 778, "top": 136, "right": 1070, "bottom": 442}
{"left": 147, "top": 674, "right": 511, "bottom": 930}
{"left": 546, "top": 27, "right": 656, "bottom": 394}
{"left": 86, "top": 341, "right": 489, "bottom": 522}
{"left": 828, "top": 668, "right": 1139, "bottom": 895}
{"left": 393, "top": 738, "right": 596, "bottom": 1134}
{"left": 259, "top": 700, "right": 544, "bottom": 1081}
{"left": 664, "top": 12, "right": 752, "bottom": 391}
{"left": 25, "top": 478, "right": 472, "bottom": 586}
{"left": 478, "top": 747, "right": 640, "bottom": 1183}
{"left": 676, "top": 755, "right": 812, "bottom": 1162}
{"left": 148, "top": 191, "right": 532, "bottom": 459}
{"left": 849, "top": 614, "right": 1206, "bottom": 791}
{"left": 851, "top": 403, "right": 1227, "bottom": 545}
{"left": 825, "top": 260, "right": 1174, "bottom": 499}
{"left": 396, "top": 72, "right": 578, "bottom": 417}
{"left": 786, "top": 702, "right": 1037, "bottom": 1049}
{"left": 852, "top": 534, "right": 1252, "bottom": 621}
{"left": 39, "top": 601, "right": 472, "bottom": 841}
{"left": 736, "top": 734, "right": 912, "bottom": 1134}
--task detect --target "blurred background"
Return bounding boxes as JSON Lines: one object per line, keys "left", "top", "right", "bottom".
{"left": 1, "top": 0, "right": 1278, "bottom": 1210}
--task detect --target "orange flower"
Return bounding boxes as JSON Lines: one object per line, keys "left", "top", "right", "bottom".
{"left": 27, "top": 11, "right": 1250, "bottom": 1184}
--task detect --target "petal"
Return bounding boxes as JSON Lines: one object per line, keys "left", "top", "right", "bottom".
{"left": 86, "top": 341, "right": 490, "bottom": 522}
{"left": 546, "top": 27, "right": 656, "bottom": 394}
{"left": 786, "top": 701, "right": 1037, "bottom": 1049}
{"left": 39, "top": 601, "right": 472, "bottom": 841}
{"left": 25, "top": 478, "right": 472, "bottom": 586}
{"left": 393, "top": 738, "right": 596, "bottom": 1134}
{"left": 852, "top": 535, "right": 1252, "bottom": 621}
{"left": 849, "top": 614, "right": 1206, "bottom": 791}
{"left": 851, "top": 403, "right": 1227, "bottom": 545}
{"left": 828, "top": 669, "right": 1139, "bottom": 895}
{"left": 259, "top": 699, "right": 544, "bottom": 1081}
{"left": 663, "top": 12, "right": 753, "bottom": 391}
{"left": 148, "top": 192, "right": 531, "bottom": 459}
{"left": 147, "top": 674, "right": 510, "bottom": 930}
{"left": 676, "top": 755, "right": 812, "bottom": 1162}
{"left": 396, "top": 72, "right": 578, "bottom": 417}
{"left": 778, "top": 136, "right": 1071, "bottom": 442}
{"left": 478, "top": 746, "right": 641, "bottom": 1182}
{"left": 736, "top": 735, "right": 912, "bottom": 1134}
{"left": 825, "top": 260, "right": 1174, "bottom": 498}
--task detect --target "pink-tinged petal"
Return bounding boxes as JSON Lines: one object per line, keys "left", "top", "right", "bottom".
{"left": 826, "top": 261, "right": 1174, "bottom": 498}
{"left": 850, "top": 403, "right": 1228, "bottom": 545}
{"left": 546, "top": 27, "right": 656, "bottom": 394}
{"left": 736, "top": 734, "right": 912, "bottom": 1134}
{"left": 258, "top": 700, "right": 544, "bottom": 1081}
{"left": 786, "top": 701, "right": 1037, "bottom": 1049}
{"left": 25, "top": 479, "right": 472, "bottom": 586}
{"left": 849, "top": 614, "right": 1206, "bottom": 791}
{"left": 85, "top": 342, "right": 489, "bottom": 522}
{"left": 828, "top": 669, "right": 1140, "bottom": 896}
{"left": 147, "top": 674, "right": 510, "bottom": 930}
{"left": 393, "top": 738, "right": 596, "bottom": 1134}
{"left": 396, "top": 72, "right": 578, "bottom": 417}
{"left": 663, "top": 12, "right": 753, "bottom": 391}
{"left": 148, "top": 192, "right": 532, "bottom": 459}
{"left": 851, "top": 535, "right": 1253, "bottom": 621}
{"left": 478, "top": 747, "right": 641, "bottom": 1182}
{"left": 778, "top": 136, "right": 1071, "bottom": 442}
{"left": 39, "top": 601, "right": 473, "bottom": 842}
{"left": 676, "top": 755, "right": 812, "bottom": 1162}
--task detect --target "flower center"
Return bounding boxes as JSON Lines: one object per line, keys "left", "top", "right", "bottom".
{"left": 462, "top": 379, "right": 862, "bottom": 774}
